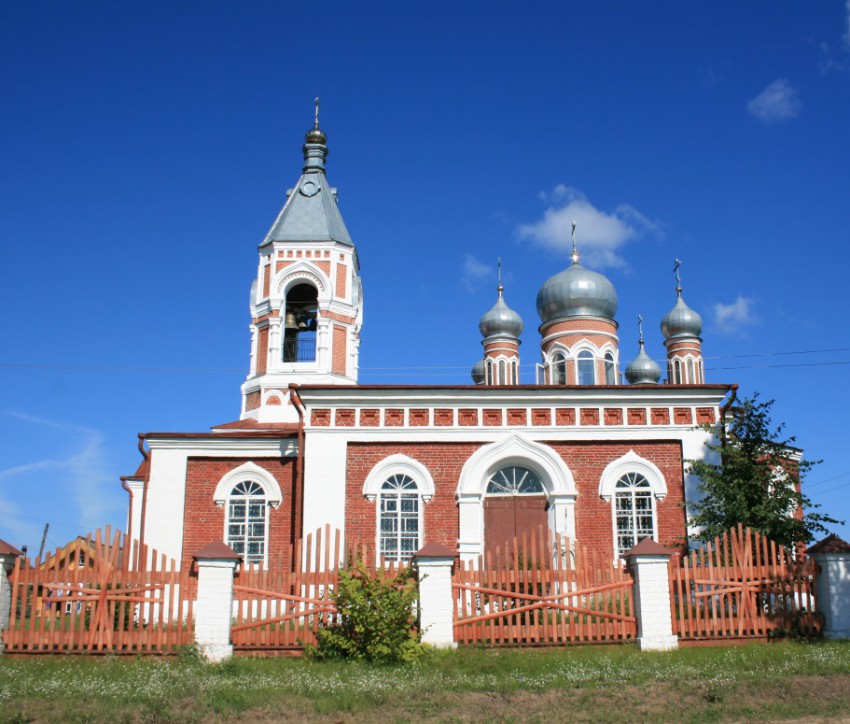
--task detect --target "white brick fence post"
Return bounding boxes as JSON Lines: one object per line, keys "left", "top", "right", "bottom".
{"left": 0, "top": 540, "right": 24, "bottom": 655}
{"left": 414, "top": 542, "right": 456, "bottom": 648}
{"left": 809, "top": 534, "right": 850, "bottom": 640}
{"left": 193, "top": 542, "right": 241, "bottom": 662}
{"left": 625, "top": 539, "right": 679, "bottom": 651}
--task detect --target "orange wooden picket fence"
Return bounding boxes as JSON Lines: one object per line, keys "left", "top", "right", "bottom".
{"left": 3, "top": 527, "right": 195, "bottom": 654}
{"left": 453, "top": 527, "right": 636, "bottom": 646}
{"left": 231, "top": 526, "right": 404, "bottom": 652}
{"left": 669, "top": 525, "right": 820, "bottom": 642}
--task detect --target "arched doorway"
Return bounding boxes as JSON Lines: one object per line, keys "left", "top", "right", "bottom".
{"left": 483, "top": 466, "right": 548, "bottom": 557}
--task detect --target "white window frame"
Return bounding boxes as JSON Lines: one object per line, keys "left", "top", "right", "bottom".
{"left": 378, "top": 473, "right": 423, "bottom": 563}
{"left": 598, "top": 450, "right": 667, "bottom": 560}
{"left": 362, "top": 454, "right": 435, "bottom": 562}
{"left": 225, "top": 479, "right": 271, "bottom": 566}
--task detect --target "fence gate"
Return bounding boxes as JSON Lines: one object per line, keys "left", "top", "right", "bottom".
{"left": 453, "top": 527, "right": 636, "bottom": 646}
{"left": 670, "top": 525, "right": 821, "bottom": 642}
{"left": 3, "top": 527, "right": 195, "bottom": 654}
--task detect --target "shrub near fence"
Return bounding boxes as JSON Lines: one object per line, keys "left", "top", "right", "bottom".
{"left": 231, "top": 526, "right": 403, "bottom": 653}
{"left": 3, "top": 527, "right": 195, "bottom": 654}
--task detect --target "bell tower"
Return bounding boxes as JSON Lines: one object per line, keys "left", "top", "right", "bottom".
{"left": 241, "top": 101, "right": 363, "bottom": 423}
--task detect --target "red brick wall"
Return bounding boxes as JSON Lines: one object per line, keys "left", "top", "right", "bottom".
{"left": 182, "top": 457, "right": 296, "bottom": 568}
{"left": 343, "top": 440, "right": 687, "bottom": 560}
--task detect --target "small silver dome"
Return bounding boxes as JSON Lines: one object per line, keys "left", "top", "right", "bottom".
{"left": 661, "top": 292, "right": 703, "bottom": 339}
{"left": 625, "top": 342, "right": 661, "bottom": 385}
{"left": 471, "top": 359, "right": 486, "bottom": 384}
{"left": 479, "top": 288, "right": 523, "bottom": 338}
{"left": 536, "top": 262, "right": 618, "bottom": 323}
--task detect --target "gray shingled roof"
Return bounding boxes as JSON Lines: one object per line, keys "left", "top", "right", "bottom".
{"left": 261, "top": 170, "right": 352, "bottom": 247}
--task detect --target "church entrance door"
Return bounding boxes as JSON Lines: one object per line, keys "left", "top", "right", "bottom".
{"left": 482, "top": 466, "right": 548, "bottom": 559}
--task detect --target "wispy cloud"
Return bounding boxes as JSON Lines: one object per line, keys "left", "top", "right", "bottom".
{"left": 460, "top": 254, "right": 494, "bottom": 293}
{"left": 517, "top": 185, "right": 662, "bottom": 268}
{"left": 747, "top": 79, "right": 801, "bottom": 123}
{"left": 844, "top": 0, "right": 850, "bottom": 50}
{"left": 0, "top": 412, "right": 118, "bottom": 536}
{"left": 713, "top": 295, "right": 759, "bottom": 335}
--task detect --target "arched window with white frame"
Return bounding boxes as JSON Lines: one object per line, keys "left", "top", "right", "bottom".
{"left": 598, "top": 450, "right": 667, "bottom": 559}
{"left": 362, "top": 454, "right": 435, "bottom": 563}
{"left": 577, "top": 350, "right": 596, "bottom": 385}
{"left": 378, "top": 474, "right": 422, "bottom": 562}
{"left": 613, "top": 473, "right": 655, "bottom": 557}
{"left": 550, "top": 350, "right": 567, "bottom": 384}
{"left": 226, "top": 480, "right": 269, "bottom": 564}
{"left": 213, "top": 462, "right": 283, "bottom": 568}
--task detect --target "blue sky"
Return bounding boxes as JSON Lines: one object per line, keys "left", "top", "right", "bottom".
{"left": 2, "top": 1, "right": 850, "bottom": 552}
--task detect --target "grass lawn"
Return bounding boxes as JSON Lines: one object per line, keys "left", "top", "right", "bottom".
{"left": 2, "top": 641, "right": 850, "bottom": 722}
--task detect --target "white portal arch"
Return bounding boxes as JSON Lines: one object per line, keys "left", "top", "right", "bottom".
{"left": 456, "top": 433, "right": 577, "bottom": 560}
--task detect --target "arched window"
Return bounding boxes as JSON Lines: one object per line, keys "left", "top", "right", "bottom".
{"left": 283, "top": 283, "right": 318, "bottom": 362}
{"left": 379, "top": 474, "right": 422, "bottom": 562}
{"left": 226, "top": 480, "right": 269, "bottom": 564}
{"left": 498, "top": 358, "right": 507, "bottom": 385}
{"left": 485, "top": 359, "right": 494, "bottom": 385}
{"left": 687, "top": 358, "right": 695, "bottom": 384}
{"left": 674, "top": 359, "right": 682, "bottom": 384}
{"left": 511, "top": 359, "right": 519, "bottom": 385}
{"left": 551, "top": 352, "right": 567, "bottom": 385}
{"left": 613, "top": 473, "right": 655, "bottom": 557}
{"left": 486, "top": 466, "right": 545, "bottom": 494}
{"left": 577, "top": 350, "right": 596, "bottom": 385}
{"left": 604, "top": 352, "right": 616, "bottom": 385}
{"left": 698, "top": 359, "right": 704, "bottom": 383}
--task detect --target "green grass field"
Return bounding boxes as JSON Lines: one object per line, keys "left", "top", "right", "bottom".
{"left": 2, "top": 641, "right": 850, "bottom": 722}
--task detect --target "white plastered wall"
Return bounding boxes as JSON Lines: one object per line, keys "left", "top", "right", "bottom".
{"left": 301, "top": 433, "right": 348, "bottom": 548}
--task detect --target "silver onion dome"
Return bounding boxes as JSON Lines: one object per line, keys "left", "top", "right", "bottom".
{"left": 479, "top": 285, "right": 523, "bottom": 338}
{"left": 661, "top": 291, "right": 703, "bottom": 339}
{"left": 536, "top": 262, "right": 618, "bottom": 323}
{"left": 625, "top": 341, "right": 661, "bottom": 385}
{"left": 471, "top": 359, "right": 486, "bottom": 384}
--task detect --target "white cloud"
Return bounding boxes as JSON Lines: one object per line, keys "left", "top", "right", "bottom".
{"left": 746, "top": 79, "right": 801, "bottom": 123}
{"left": 0, "top": 412, "right": 118, "bottom": 536}
{"left": 460, "top": 254, "right": 494, "bottom": 293}
{"left": 713, "top": 295, "right": 759, "bottom": 334}
{"left": 516, "top": 186, "right": 662, "bottom": 268}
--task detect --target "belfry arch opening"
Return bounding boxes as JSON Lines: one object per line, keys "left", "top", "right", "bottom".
{"left": 283, "top": 283, "right": 318, "bottom": 363}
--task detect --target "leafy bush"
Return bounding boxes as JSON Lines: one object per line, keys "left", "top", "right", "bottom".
{"left": 308, "top": 558, "right": 421, "bottom": 663}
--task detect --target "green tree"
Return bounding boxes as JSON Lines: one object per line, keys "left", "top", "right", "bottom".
{"left": 689, "top": 393, "right": 842, "bottom": 549}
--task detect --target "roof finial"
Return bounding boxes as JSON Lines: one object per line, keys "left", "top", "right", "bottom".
{"left": 673, "top": 258, "right": 682, "bottom": 295}
{"left": 314, "top": 97, "right": 320, "bottom": 129}
{"left": 638, "top": 313, "right": 645, "bottom": 346}
{"left": 570, "top": 219, "right": 579, "bottom": 265}
{"left": 497, "top": 257, "right": 504, "bottom": 296}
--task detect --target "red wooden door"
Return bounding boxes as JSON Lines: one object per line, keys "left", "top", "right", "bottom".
{"left": 484, "top": 495, "right": 547, "bottom": 558}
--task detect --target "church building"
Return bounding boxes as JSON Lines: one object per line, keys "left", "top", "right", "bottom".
{"left": 122, "top": 109, "right": 734, "bottom": 567}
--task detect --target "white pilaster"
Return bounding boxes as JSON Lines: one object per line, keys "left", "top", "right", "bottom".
{"left": 626, "top": 540, "right": 678, "bottom": 651}
{"left": 194, "top": 544, "right": 240, "bottom": 662}
{"left": 0, "top": 550, "right": 21, "bottom": 654}
{"left": 810, "top": 538, "right": 850, "bottom": 640}
{"left": 414, "top": 543, "right": 457, "bottom": 648}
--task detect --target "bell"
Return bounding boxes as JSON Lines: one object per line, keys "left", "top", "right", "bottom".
{"left": 284, "top": 311, "right": 299, "bottom": 330}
